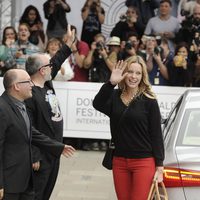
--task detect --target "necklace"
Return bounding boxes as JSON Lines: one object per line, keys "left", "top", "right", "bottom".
{"left": 120, "top": 90, "right": 139, "bottom": 106}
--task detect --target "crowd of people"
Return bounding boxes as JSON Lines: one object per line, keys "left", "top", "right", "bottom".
{"left": 0, "top": 0, "right": 200, "bottom": 149}
{"left": 0, "top": 0, "right": 199, "bottom": 199}
{"left": 1, "top": 0, "right": 200, "bottom": 84}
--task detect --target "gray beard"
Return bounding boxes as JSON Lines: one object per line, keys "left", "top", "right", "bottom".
{"left": 44, "top": 74, "right": 52, "bottom": 81}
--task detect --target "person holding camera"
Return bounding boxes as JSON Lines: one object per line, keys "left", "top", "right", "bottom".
{"left": 142, "top": 35, "right": 171, "bottom": 86}
{"left": 19, "top": 5, "right": 46, "bottom": 50}
{"left": 99, "top": 36, "right": 121, "bottom": 71}
{"left": 83, "top": 33, "right": 110, "bottom": 151}
{"left": 192, "top": 52, "right": 200, "bottom": 87}
{"left": 120, "top": 31, "right": 143, "bottom": 60}
{"left": 125, "top": 0, "right": 159, "bottom": 27}
{"left": 81, "top": 0, "right": 105, "bottom": 46}
{"left": 84, "top": 33, "right": 111, "bottom": 82}
{"left": 110, "top": 5, "right": 144, "bottom": 46}
{"left": 176, "top": 4, "right": 200, "bottom": 46}
{"left": 43, "top": 0, "right": 71, "bottom": 40}
{"left": 167, "top": 42, "right": 194, "bottom": 86}
{"left": 6, "top": 23, "right": 41, "bottom": 70}
{"left": 181, "top": 0, "right": 200, "bottom": 18}
{"left": 0, "top": 26, "right": 18, "bottom": 76}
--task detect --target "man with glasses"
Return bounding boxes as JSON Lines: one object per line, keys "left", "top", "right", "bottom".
{"left": 0, "top": 69, "right": 75, "bottom": 200}
{"left": 25, "top": 25, "right": 75, "bottom": 200}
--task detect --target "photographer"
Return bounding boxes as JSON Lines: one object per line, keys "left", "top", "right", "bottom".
{"left": 120, "top": 31, "right": 143, "bottom": 60}
{"left": 101, "top": 36, "right": 121, "bottom": 71}
{"left": 43, "top": 0, "right": 71, "bottom": 40}
{"left": 81, "top": 0, "right": 105, "bottom": 46}
{"left": 181, "top": 0, "right": 200, "bottom": 18}
{"left": 167, "top": 42, "right": 194, "bottom": 86}
{"left": 6, "top": 23, "right": 41, "bottom": 70}
{"left": 83, "top": 33, "right": 110, "bottom": 151}
{"left": 192, "top": 53, "right": 200, "bottom": 87}
{"left": 110, "top": 5, "right": 144, "bottom": 45}
{"left": 84, "top": 33, "right": 111, "bottom": 82}
{"left": 142, "top": 35, "right": 171, "bottom": 86}
{"left": 176, "top": 4, "right": 200, "bottom": 45}
{"left": 125, "top": 0, "right": 159, "bottom": 27}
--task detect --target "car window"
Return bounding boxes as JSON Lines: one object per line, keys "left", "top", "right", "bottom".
{"left": 163, "top": 96, "right": 183, "bottom": 140}
{"left": 178, "top": 109, "right": 200, "bottom": 146}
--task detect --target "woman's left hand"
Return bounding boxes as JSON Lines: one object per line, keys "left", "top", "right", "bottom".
{"left": 155, "top": 166, "right": 164, "bottom": 183}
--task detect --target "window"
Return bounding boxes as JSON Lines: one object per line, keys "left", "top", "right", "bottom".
{"left": 162, "top": 95, "right": 183, "bottom": 141}
{"left": 179, "top": 109, "right": 200, "bottom": 146}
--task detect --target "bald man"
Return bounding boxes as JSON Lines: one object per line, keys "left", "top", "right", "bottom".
{"left": 0, "top": 69, "right": 75, "bottom": 200}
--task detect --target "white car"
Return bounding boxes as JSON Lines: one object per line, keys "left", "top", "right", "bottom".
{"left": 162, "top": 89, "right": 200, "bottom": 200}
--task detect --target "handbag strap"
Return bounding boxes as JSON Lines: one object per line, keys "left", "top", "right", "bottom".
{"left": 147, "top": 172, "right": 168, "bottom": 200}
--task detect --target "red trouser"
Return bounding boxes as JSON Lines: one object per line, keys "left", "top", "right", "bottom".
{"left": 112, "top": 157, "right": 155, "bottom": 200}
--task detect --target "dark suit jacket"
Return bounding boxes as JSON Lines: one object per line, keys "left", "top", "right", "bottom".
{"left": 0, "top": 92, "right": 64, "bottom": 193}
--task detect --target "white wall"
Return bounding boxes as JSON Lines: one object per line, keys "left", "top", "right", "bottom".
{"left": 14, "top": 0, "right": 126, "bottom": 40}
{"left": 0, "top": 78, "right": 187, "bottom": 139}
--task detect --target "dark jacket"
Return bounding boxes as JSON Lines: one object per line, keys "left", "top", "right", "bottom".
{"left": 110, "top": 21, "right": 144, "bottom": 41}
{"left": 43, "top": 0, "right": 70, "bottom": 31}
{"left": 125, "top": 0, "right": 159, "bottom": 26}
{"left": 0, "top": 93, "right": 64, "bottom": 193}
{"left": 25, "top": 44, "right": 72, "bottom": 163}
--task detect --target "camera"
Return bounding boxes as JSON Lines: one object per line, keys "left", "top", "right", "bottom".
{"left": 182, "top": 17, "right": 200, "bottom": 31}
{"left": 154, "top": 46, "right": 163, "bottom": 55}
{"left": 125, "top": 40, "right": 133, "bottom": 50}
{"left": 174, "top": 55, "right": 186, "bottom": 67}
{"left": 155, "top": 35, "right": 162, "bottom": 46}
{"left": 181, "top": 9, "right": 190, "bottom": 18}
{"left": 19, "top": 48, "right": 26, "bottom": 55}
{"left": 194, "top": 37, "right": 200, "bottom": 46}
{"left": 120, "top": 14, "right": 128, "bottom": 22}
{"left": 96, "top": 41, "right": 105, "bottom": 51}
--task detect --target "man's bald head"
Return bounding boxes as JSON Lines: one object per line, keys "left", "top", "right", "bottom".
{"left": 193, "top": 4, "right": 200, "bottom": 20}
{"left": 3, "top": 69, "right": 33, "bottom": 100}
{"left": 3, "top": 69, "right": 23, "bottom": 90}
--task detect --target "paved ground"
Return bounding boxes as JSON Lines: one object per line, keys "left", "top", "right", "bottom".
{"left": 50, "top": 150, "right": 117, "bottom": 200}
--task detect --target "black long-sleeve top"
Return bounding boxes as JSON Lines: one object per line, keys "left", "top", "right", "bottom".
{"left": 93, "top": 82, "right": 164, "bottom": 166}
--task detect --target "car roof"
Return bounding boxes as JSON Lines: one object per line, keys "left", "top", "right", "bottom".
{"left": 182, "top": 89, "right": 200, "bottom": 109}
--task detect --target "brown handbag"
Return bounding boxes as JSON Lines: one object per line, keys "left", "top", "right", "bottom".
{"left": 147, "top": 172, "right": 168, "bottom": 200}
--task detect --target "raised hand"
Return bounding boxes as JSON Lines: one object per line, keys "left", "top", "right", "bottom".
{"left": 64, "top": 24, "right": 76, "bottom": 48}
{"left": 110, "top": 60, "right": 128, "bottom": 85}
{"left": 62, "top": 145, "right": 76, "bottom": 158}
{"left": 0, "top": 188, "right": 3, "bottom": 200}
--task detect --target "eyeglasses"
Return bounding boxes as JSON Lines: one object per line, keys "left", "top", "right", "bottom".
{"left": 16, "top": 80, "right": 34, "bottom": 85}
{"left": 38, "top": 63, "right": 53, "bottom": 71}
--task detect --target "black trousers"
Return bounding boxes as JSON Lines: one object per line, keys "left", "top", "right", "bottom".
{"left": 33, "top": 158, "right": 60, "bottom": 200}
{"left": 4, "top": 184, "right": 34, "bottom": 200}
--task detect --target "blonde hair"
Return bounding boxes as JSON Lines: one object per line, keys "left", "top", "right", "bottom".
{"left": 118, "top": 55, "right": 156, "bottom": 99}
{"left": 45, "top": 37, "right": 63, "bottom": 53}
